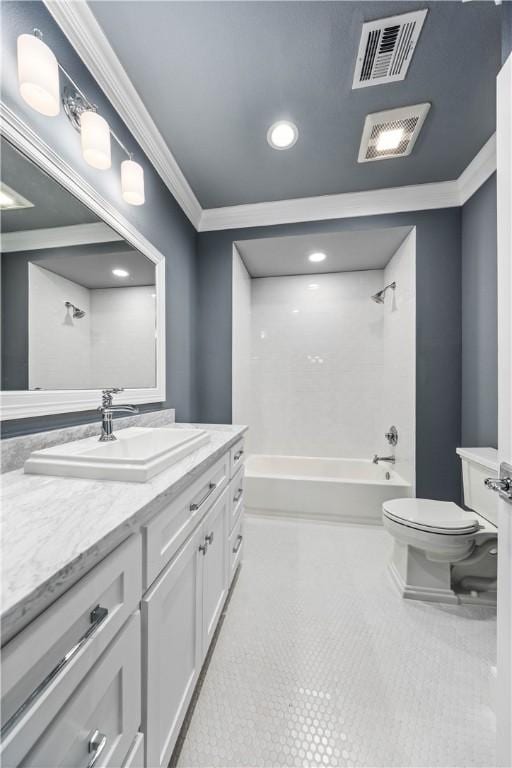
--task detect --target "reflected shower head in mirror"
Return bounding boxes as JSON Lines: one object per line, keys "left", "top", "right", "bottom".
{"left": 371, "top": 281, "right": 396, "bottom": 304}
{"left": 65, "top": 301, "right": 86, "bottom": 319}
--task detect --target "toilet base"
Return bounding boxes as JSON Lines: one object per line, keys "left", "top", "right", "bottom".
{"left": 389, "top": 540, "right": 497, "bottom": 606}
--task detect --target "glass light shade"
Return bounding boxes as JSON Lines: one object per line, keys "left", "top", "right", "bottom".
{"left": 80, "top": 110, "right": 111, "bottom": 170}
{"left": 121, "top": 160, "right": 145, "bottom": 205}
{"left": 17, "top": 34, "right": 60, "bottom": 117}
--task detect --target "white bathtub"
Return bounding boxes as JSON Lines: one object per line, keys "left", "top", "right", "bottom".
{"left": 245, "top": 454, "right": 412, "bottom": 524}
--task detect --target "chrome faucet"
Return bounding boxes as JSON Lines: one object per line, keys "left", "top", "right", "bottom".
{"left": 98, "top": 388, "right": 138, "bottom": 442}
{"left": 373, "top": 454, "right": 396, "bottom": 465}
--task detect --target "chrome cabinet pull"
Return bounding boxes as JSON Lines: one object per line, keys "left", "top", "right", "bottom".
{"left": 190, "top": 482, "right": 216, "bottom": 512}
{"left": 234, "top": 449, "right": 244, "bottom": 462}
{"left": 1, "top": 605, "right": 108, "bottom": 739}
{"left": 232, "top": 534, "right": 243, "bottom": 554}
{"left": 199, "top": 541, "right": 208, "bottom": 556}
{"left": 233, "top": 488, "right": 243, "bottom": 503}
{"left": 205, "top": 531, "right": 214, "bottom": 545}
{"left": 86, "top": 729, "right": 107, "bottom": 768}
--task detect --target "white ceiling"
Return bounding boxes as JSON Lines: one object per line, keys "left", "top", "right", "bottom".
{"left": 236, "top": 226, "right": 412, "bottom": 278}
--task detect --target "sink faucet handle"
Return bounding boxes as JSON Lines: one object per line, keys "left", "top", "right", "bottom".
{"left": 101, "top": 388, "right": 124, "bottom": 408}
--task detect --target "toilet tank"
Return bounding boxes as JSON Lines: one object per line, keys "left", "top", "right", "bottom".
{"left": 456, "top": 447, "right": 499, "bottom": 526}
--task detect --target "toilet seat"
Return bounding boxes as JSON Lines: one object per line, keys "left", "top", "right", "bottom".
{"left": 383, "top": 498, "right": 480, "bottom": 535}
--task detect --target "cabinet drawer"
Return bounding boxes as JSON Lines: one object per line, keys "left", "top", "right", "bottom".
{"left": 2, "top": 611, "right": 141, "bottom": 768}
{"left": 1, "top": 535, "right": 141, "bottom": 756}
{"left": 228, "top": 512, "right": 244, "bottom": 584}
{"left": 230, "top": 438, "right": 245, "bottom": 477}
{"left": 122, "top": 733, "right": 144, "bottom": 768}
{"left": 143, "top": 453, "right": 229, "bottom": 587}
{"left": 229, "top": 466, "right": 244, "bottom": 532}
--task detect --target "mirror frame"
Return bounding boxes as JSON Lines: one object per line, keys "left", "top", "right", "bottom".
{"left": 0, "top": 103, "right": 166, "bottom": 421}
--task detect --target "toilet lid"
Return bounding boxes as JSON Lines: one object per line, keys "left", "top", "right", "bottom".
{"left": 383, "top": 498, "right": 480, "bottom": 534}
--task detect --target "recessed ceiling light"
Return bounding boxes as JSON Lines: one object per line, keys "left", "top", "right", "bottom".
{"left": 308, "top": 283, "right": 319, "bottom": 290}
{"left": 0, "top": 182, "right": 34, "bottom": 210}
{"left": 376, "top": 128, "right": 404, "bottom": 152}
{"left": 112, "top": 268, "right": 129, "bottom": 277}
{"left": 308, "top": 252, "right": 327, "bottom": 263}
{"left": 267, "top": 121, "right": 298, "bottom": 150}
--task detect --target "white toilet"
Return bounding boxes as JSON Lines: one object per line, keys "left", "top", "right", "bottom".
{"left": 383, "top": 447, "right": 498, "bottom": 605}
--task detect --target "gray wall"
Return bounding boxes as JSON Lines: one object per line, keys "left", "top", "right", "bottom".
{"left": 197, "top": 209, "right": 463, "bottom": 503}
{"left": 461, "top": 174, "right": 498, "bottom": 448}
{"left": 1, "top": 1, "right": 198, "bottom": 437}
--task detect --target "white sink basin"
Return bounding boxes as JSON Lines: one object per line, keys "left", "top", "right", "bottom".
{"left": 24, "top": 427, "right": 210, "bottom": 482}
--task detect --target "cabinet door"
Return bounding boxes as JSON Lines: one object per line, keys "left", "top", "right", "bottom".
{"left": 201, "top": 488, "right": 229, "bottom": 657}
{"left": 142, "top": 527, "right": 203, "bottom": 768}
{"left": 7, "top": 612, "right": 140, "bottom": 768}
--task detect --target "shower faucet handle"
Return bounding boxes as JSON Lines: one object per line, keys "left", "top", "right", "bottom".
{"left": 101, "top": 388, "right": 124, "bottom": 407}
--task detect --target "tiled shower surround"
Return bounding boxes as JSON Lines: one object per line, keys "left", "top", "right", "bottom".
{"left": 234, "top": 232, "right": 415, "bottom": 486}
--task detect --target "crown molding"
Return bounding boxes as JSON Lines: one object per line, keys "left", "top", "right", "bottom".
{"left": 198, "top": 134, "right": 496, "bottom": 231}
{"left": 198, "top": 180, "right": 460, "bottom": 232}
{"left": 44, "top": 0, "right": 202, "bottom": 229}
{"left": 457, "top": 134, "right": 497, "bottom": 205}
{"left": 1, "top": 222, "right": 122, "bottom": 253}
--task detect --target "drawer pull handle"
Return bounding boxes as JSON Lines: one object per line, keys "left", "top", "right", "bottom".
{"left": 234, "top": 449, "right": 244, "bottom": 462}
{"left": 87, "top": 729, "right": 107, "bottom": 768}
{"left": 199, "top": 542, "right": 208, "bottom": 556}
{"left": 0, "top": 604, "right": 108, "bottom": 739}
{"left": 190, "top": 482, "right": 216, "bottom": 511}
{"left": 233, "top": 488, "right": 243, "bottom": 503}
{"left": 205, "top": 531, "right": 214, "bottom": 545}
{"left": 233, "top": 534, "right": 243, "bottom": 554}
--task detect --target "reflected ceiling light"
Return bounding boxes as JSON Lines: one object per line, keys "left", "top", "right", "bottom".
{"left": 80, "top": 110, "right": 111, "bottom": 170}
{"left": 17, "top": 31, "right": 60, "bottom": 116}
{"left": 0, "top": 182, "right": 33, "bottom": 210}
{"left": 308, "top": 252, "right": 327, "bottom": 263}
{"left": 375, "top": 127, "right": 404, "bottom": 152}
{"left": 267, "top": 121, "right": 298, "bottom": 150}
{"left": 308, "top": 283, "right": 319, "bottom": 290}
{"left": 121, "top": 159, "right": 145, "bottom": 206}
{"left": 112, "top": 268, "right": 129, "bottom": 278}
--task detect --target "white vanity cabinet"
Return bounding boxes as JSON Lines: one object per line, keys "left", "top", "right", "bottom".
{"left": 1, "top": 434, "right": 245, "bottom": 768}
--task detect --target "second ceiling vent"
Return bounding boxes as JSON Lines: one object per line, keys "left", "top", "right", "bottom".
{"left": 352, "top": 10, "right": 428, "bottom": 89}
{"left": 358, "top": 103, "right": 431, "bottom": 163}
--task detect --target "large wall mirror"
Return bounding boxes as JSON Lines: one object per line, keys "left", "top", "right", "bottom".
{"left": 0, "top": 117, "right": 165, "bottom": 420}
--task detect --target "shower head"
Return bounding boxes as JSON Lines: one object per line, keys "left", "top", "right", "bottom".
{"left": 371, "top": 281, "right": 396, "bottom": 304}
{"left": 65, "top": 301, "right": 86, "bottom": 319}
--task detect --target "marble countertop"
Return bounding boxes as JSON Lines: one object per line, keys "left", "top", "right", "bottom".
{"left": 1, "top": 423, "right": 247, "bottom": 645}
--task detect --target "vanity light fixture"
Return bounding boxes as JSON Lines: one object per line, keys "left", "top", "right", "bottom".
{"left": 308, "top": 252, "right": 327, "bottom": 263}
{"left": 17, "top": 31, "right": 60, "bottom": 116}
{"left": 16, "top": 30, "right": 145, "bottom": 204}
{"left": 112, "top": 268, "right": 130, "bottom": 278}
{"left": 80, "top": 110, "right": 111, "bottom": 170}
{"left": 121, "top": 159, "right": 145, "bottom": 206}
{"left": 267, "top": 121, "right": 299, "bottom": 150}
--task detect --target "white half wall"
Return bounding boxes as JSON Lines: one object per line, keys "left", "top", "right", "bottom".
{"left": 232, "top": 245, "right": 252, "bottom": 439}
{"left": 378, "top": 230, "right": 416, "bottom": 487}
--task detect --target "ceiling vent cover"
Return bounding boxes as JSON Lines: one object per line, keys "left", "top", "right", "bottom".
{"left": 352, "top": 10, "right": 428, "bottom": 89}
{"left": 358, "top": 103, "right": 431, "bottom": 163}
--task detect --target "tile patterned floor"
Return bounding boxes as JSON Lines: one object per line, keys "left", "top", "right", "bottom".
{"left": 176, "top": 516, "right": 497, "bottom": 768}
